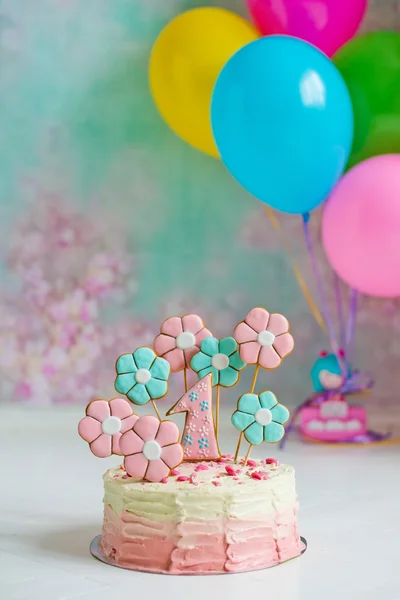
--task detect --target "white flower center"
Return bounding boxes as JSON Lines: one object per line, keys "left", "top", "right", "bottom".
{"left": 143, "top": 440, "right": 162, "bottom": 461}
{"left": 211, "top": 353, "right": 230, "bottom": 370}
{"left": 176, "top": 331, "right": 196, "bottom": 350}
{"left": 102, "top": 416, "right": 122, "bottom": 435}
{"left": 257, "top": 330, "right": 275, "bottom": 346}
{"left": 135, "top": 368, "right": 151, "bottom": 384}
{"left": 255, "top": 408, "right": 272, "bottom": 426}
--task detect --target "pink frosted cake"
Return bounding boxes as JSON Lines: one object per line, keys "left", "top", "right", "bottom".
{"left": 78, "top": 309, "right": 306, "bottom": 575}
{"left": 101, "top": 459, "right": 303, "bottom": 574}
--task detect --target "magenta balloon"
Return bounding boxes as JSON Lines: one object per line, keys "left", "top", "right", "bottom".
{"left": 322, "top": 155, "right": 400, "bottom": 298}
{"left": 247, "top": 0, "right": 367, "bottom": 57}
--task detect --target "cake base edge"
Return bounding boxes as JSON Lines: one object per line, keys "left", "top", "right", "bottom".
{"left": 89, "top": 535, "right": 307, "bottom": 576}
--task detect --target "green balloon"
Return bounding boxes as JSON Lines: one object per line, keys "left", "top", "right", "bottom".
{"left": 334, "top": 31, "right": 400, "bottom": 168}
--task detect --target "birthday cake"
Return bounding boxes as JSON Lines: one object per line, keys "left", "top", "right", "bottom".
{"left": 78, "top": 309, "right": 305, "bottom": 575}
{"left": 101, "top": 459, "right": 302, "bottom": 574}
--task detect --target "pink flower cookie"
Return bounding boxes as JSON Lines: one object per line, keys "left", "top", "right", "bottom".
{"left": 78, "top": 398, "right": 138, "bottom": 457}
{"left": 154, "top": 314, "right": 212, "bottom": 372}
{"left": 234, "top": 307, "right": 294, "bottom": 369}
{"left": 119, "top": 415, "right": 184, "bottom": 482}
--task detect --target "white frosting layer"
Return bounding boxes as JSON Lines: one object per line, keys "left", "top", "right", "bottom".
{"left": 103, "top": 460, "right": 298, "bottom": 522}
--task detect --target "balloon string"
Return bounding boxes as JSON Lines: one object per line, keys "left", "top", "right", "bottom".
{"left": 264, "top": 206, "right": 326, "bottom": 331}
{"left": 345, "top": 289, "right": 358, "bottom": 362}
{"left": 302, "top": 214, "right": 338, "bottom": 353}
{"left": 334, "top": 273, "right": 346, "bottom": 349}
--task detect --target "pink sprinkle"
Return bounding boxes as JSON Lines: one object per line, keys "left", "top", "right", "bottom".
{"left": 177, "top": 476, "right": 190, "bottom": 482}
{"left": 236, "top": 469, "right": 243, "bottom": 474}
{"left": 253, "top": 470, "right": 269, "bottom": 480}
{"left": 190, "top": 479, "right": 198, "bottom": 486}
{"left": 113, "top": 474, "right": 119, "bottom": 478}
{"left": 212, "top": 481, "right": 222, "bottom": 487}
{"left": 233, "top": 477, "right": 239, "bottom": 481}
{"left": 247, "top": 459, "right": 257, "bottom": 467}
{"left": 222, "top": 453, "right": 234, "bottom": 459}
{"left": 225, "top": 465, "right": 236, "bottom": 476}
{"left": 266, "top": 458, "right": 279, "bottom": 465}
{"left": 122, "top": 474, "right": 132, "bottom": 479}
{"left": 251, "top": 472, "right": 262, "bottom": 480}
{"left": 171, "top": 469, "right": 180, "bottom": 476}
{"left": 160, "top": 477, "right": 168, "bottom": 484}
{"left": 195, "top": 464, "right": 209, "bottom": 472}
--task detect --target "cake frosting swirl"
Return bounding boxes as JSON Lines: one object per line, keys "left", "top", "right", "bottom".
{"left": 101, "top": 458, "right": 303, "bottom": 574}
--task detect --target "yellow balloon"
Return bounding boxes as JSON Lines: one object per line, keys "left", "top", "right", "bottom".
{"left": 149, "top": 8, "right": 259, "bottom": 158}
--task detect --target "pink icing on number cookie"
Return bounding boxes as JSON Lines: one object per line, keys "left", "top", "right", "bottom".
{"left": 166, "top": 374, "right": 220, "bottom": 461}
{"left": 234, "top": 307, "right": 294, "bottom": 369}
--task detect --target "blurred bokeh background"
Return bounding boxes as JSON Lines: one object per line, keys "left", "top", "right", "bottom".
{"left": 0, "top": 0, "right": 399, "bottom": 427}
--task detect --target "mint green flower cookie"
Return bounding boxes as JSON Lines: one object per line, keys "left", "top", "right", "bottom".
{"left": 232, "top": 391, "right": 289, "bottom": 444}
{"left": 115, "top": 347, "right": 170, "bottom": 406}
{"left": 190, "top": 336, "right": 246, "bottom": 387}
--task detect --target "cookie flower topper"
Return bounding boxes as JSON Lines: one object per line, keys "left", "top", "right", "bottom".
{"left": 78, "top": 398, "right": 138, "bottom": 457}
{"left": 190, "top": 337, "right": 246, "bottom": 387}
{"left": 119, "top": 415, "right": 183, "bottom": 483}
{"left": 232, "top": 391, "right": 289, "bottom": 445}
{"left": 233, "top": 307, "right": 294, "bottom": 462}
{"left": 115, "top": 347, "right": 170, "bottom": 419}
{"left": 232, "top": 391, "right": 290, "bottom": 465}
{"left": 234, "top": 307, "right": 294, "bottom": 370}
{"left": 154, "top": 314, "right": 212, "bottom": 393}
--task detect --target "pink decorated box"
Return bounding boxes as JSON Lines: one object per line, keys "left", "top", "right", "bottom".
{"left": 300, "top": 401, "right": 367, "bottom": 442}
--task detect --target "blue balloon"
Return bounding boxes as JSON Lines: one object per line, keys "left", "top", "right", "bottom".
{"left": 211, "top": 35, "right": 354, "bottom": 215}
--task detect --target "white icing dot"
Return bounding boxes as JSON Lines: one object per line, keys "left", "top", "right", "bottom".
{"left": 143, "top": 440, "right": 162, "bottom": 461}
{"left": 211, "top": 353, "right": 230, "bottom": 370}
{"left": 176, "top": 331, "right": 196, "bottom": 350}
{"left": 102, "top": 416, "right": 122, "bottom": 435}
{"left": 135, "top": 368, "right": 151, "bottom": 384}
{"left": 255, "top": 408, "right": 272, "bottom": 426}
{"left": 257, "top": 330, "right": 275, "bottom": 346}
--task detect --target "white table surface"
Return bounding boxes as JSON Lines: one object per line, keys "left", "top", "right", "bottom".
{"left": 1, "top": 405, "right": 399, "bottom": 600}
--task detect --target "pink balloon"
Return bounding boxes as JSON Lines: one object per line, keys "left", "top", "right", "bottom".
{"left": 322, "top": 155, "right": 400, "bottom": 298}
{"left": 247, "top": 0, "right": 367, "bottom": 57}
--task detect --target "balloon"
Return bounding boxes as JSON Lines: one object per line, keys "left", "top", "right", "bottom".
{"left": 247, "top": 0, "right": 367, "bottom": 57}
{"left": 334, "top": 32, "right": 400, "bottom": 169}
{"left": 149, "top": 8, "right": 258, "bottom": 158}
{"left": 211, "top": 36, "right": 354, "bottom": 215}
{"left": 322, "top": 155, "right": 400, "bottom": 298}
